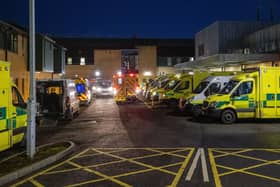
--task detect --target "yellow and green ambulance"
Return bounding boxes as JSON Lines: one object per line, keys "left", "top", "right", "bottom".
{"left": 202, "top": 67, "right": 280, "bottom": 124}
{"left": 162, "top": 71, "right": 210, "bottom": 106}
{"left": 0, "top": 61, "right": 27, "bottom": 151}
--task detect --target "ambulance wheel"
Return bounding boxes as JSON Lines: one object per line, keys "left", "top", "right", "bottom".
{"left": 192, "top": 105, "right": 201, "bottom": 119}
{"left": 221, "top": 109, "right": 236, "bottom": 124}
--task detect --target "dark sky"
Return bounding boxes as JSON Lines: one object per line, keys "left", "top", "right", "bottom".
{"left": 0, "top": 0, "right": 279, "bottom": 38}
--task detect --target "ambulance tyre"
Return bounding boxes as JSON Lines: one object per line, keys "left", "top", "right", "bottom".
{"left": 221, "top": 109, "right": 236, "bottom": 124}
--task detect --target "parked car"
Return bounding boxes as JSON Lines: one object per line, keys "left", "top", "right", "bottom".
{"left": 36, "top": 79, "right": 80, "bottom": 120}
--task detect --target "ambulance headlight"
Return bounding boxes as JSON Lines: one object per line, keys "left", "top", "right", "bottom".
{"left": 135, "top": 88, "right": 141, "bottom": 94}
{"left": 113, "top": 88, "right": 117, "bottom": 95}
{"left": 186, "top": 96, "right": 194, "bottom": 104}
{"left": 96, "top": 87, "right": 102, "bottom": 92}
{"left": 109, "top": 87, "right": 113, "bottom": 91}
{"left": 209, "top": 102, "right": 217, "bottom": 108}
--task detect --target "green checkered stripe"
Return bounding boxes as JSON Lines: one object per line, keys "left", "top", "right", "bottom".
{"left": 0, "top": 107, "right": 11, "bottom": 129}
{"left": 263, "top": 93, "right": 280, "bottom": 108}
{"left": 212, "top": 94, "right": 280, "bottom": 109}
{"left": 0, "top": 107, "right": 27, "bottom": 129}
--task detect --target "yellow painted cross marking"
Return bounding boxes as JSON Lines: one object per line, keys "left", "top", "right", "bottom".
{"left": 209, "top": 148, "right": 280, "bottom": 187}
{"left": 11, "top": 148, "right": 90, "bottom": 187}
{"left": 67, "top": 161, "right": 132, "bottom": 187}
{"left": 209, "top": 149, "right": 222, "bottom": 187}
{"left": 11, "top": 148, "right": 194, "bottom": 187}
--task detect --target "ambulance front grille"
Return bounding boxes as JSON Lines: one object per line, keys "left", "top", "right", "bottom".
{"left": 203, "top": 101, "right": 209, "bottom": 108}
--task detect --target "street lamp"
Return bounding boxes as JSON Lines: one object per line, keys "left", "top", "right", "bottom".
{"left": 27, "top": 0, "right": 36, "bottom": 159}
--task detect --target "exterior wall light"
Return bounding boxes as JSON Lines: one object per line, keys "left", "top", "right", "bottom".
{"left": 143, "top": 71, "right": 152, "bottom": 76}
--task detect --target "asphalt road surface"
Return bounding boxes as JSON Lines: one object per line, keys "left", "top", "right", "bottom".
{"left": 10, "top": 97, "right": 280, "bottom": 187}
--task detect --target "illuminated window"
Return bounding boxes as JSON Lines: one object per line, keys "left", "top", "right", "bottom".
{"left": 80, "top": 57, "right": 85, "bottom": 65}
{"left": 67, "top": 57, "right": 72, "bottom": 65}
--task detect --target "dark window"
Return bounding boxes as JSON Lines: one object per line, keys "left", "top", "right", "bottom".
{"left": 15, "top": 78, "right": 19, "bottom": 87}
{"left": 193, "top": 81, "right": 209, "bottom": 94}
{"left": 12, "top": 87, "right": 25, "bottom": 108}
{"left": 175, "top": 81, "right": 190, "bottom": 91}
{"left": 22, "top": 78, "right": 25, "bottom": 95}
{"left": 198, "top": 44, "right": 204, "bottom": 56}
{"left": 235, "top": 81, "right": 253, "bottom": 96}
{"left": 0, "top": 31, "right": 4, "bottom": 49}
{"left": 22, "top": 35, "right": 25, "bottom": 55}
{"left": 205, "top": 82, "right": 221, "bottom": 96}
{"left": 7, "top": 33, "right": 18, "bottom": 53}
{"left": 157, "top": 56, "right": 190, "bottom": 67}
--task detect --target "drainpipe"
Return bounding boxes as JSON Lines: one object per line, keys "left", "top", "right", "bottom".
{"left": 4, "top": 30, "right": 8, "bottom": 61}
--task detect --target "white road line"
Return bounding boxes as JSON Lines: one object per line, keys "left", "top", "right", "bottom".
{"left": 200, "top": 148, "right": 210, "bottom": 182}
{"left": 185, "top": 148, "right": 210, "bottom": 182}
{"left": 185, "top": 148, "right": 201, "bottom": 181}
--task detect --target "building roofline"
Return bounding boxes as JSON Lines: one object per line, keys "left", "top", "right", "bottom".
{"left": 0, "top": 20, "right": 28, "bottom": 35}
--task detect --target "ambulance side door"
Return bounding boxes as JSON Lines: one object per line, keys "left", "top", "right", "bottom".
{"left": 261, "top": 70, "right": 277, "bottom": 117}
{"left": 231, "top": 80, "right": 255, "bottom": 118}
{"left": 11, "top": 87, "right": 27, "bottom": 144}
{"left": 0, "top": 88, "right": 11, "bottom": 151}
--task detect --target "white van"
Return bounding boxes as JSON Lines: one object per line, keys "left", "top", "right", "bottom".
{"left": 36, "top": 79, "right": 80, "bottom": 120}
{"left": 184, "top": 76, "right": 233, "bottom": 117}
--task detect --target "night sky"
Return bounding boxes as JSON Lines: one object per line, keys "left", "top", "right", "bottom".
{"left": 0, "top": 0, "right": 279, "bottom": 38}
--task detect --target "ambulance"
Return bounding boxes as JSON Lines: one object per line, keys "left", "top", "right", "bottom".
{"left": 0, "top": 61, "right": 27, "bottom": 152}
{"left": 162, "top": 71, "right": 210, "bottom": 106}
{"left": 75, "top": 78, "right": 92, "bottom": 105}
{"left": 112, "top": 72, "right": 140, "bottom": 103}
{"left": 151, "top": 74, "right": 180, "bottom": 102}
{"left": 144, "top": 75, "right": 170, "bottom": 101}
{"left": 202, "top": 67, "right": 280, "bottom": 124}
{"left": 183, "top": 72, "right": 238, "bottom": 116}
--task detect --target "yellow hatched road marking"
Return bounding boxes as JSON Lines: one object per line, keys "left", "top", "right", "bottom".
{"left": 29, "top": 179, "right": 44, "bottom": 187}
{"left": 217, "top": 164, "right": 280, "bottom": 183}
{"left": 88, "top": 147, "right": 192, "bottom": 150}
{"left": 68, "top": 161, "right": 132, "bottom": 187}
{"left": 82, "top": 148, "right": 189, "bottom": 169}
{"left": 77, "top": 148, "right": 129, "bottom": 158}
{"left": 145, "top": 148, "right": 190, "bottom": 159}
{"left": 92, "top": 148, "right": 177, "bottom": 175}
{"left": 213, "top": 149, "right": 280, "bottom": 164}
{"left": 211, "top": 148, "right": 280, "bottom": 151}
{"left": 67, "top": 162, "right": 185, "bottom": 187}
{"left": 44, "top": 168, "right": 80, "bottom": 175}
{"left": 265, "top": 149, "right": 280, "bottom": 154}
{"left": 209, "top": 148, "right": 280, "bottom": 187}
{"left": 65, "top": 178, "right": 107, "bottom": 187}
{"left": 169, "top": 148, "right": 194, "bottom": 187}
{"left": 214, "top": 149, "right": 252, "bottom": 158}
{"left": 208, "top": 149, "right": 222, "bottom": 187}
{"left": 218, "top": 159, "right": 280, "bottom": 177}
{"left": 11, "top": 148, "right": 90, "bottom": 187}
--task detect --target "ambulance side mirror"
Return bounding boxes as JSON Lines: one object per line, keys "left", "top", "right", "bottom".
{"left": 21, "top": 102, "right": 27, "bottom": 109}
